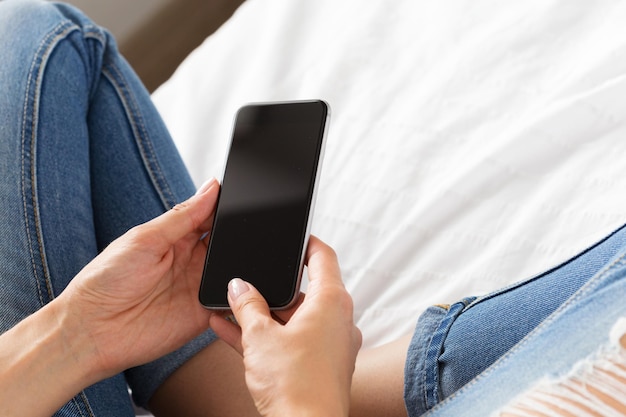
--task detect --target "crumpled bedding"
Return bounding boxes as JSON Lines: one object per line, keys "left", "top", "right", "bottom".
{"left": 152, "top": 0, "right": 626, "bottom": 348}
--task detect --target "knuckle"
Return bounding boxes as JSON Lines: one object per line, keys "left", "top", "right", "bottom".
{"left": 171, "top": 200, "right": 201, "bottom": 231}
{"left": 318, "top": 241, "right": 338, "bottom": 262}
{"left": 324, "top": 244, "right": 339, "bottom": 261}
{"left": 322, "top": 284, "right": 355, "bottom": 315}
{"left": 171, "top": 200, "right": 191, "bottom": 213}
{"left": 122, "top": 224, "right": 151, "bottom": 247}
{"left": 236, "top": 298, "right": 270, "bottom": 330}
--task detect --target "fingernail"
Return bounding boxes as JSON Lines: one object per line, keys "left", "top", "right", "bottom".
{"left": 228, "top": 278, "right": 250, "bottom": 300}
{"left": 195, "top": 178, "right": 217, "bottom": 195}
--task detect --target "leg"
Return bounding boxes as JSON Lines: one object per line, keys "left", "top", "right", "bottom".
{"left": 402, "top": 222, "right": 626, "bottom": 416}
{"left": 421, "top": 249, "right": 626, "bottom": 416}
{"left": 0, "top": 1, "right": 217, "bottom": 414}
{"left": 347, "top": 222, "right": 626, "bottom": 417}
{"left": 350, "top": 334, "right": 412, "bottom": 417}
{"left": 501, "top": 323, "right": 626, "bottom": 416}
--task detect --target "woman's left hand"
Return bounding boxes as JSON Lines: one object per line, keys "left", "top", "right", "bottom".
{"left": 58, "top": 178, "right": 219, "bottom": 378}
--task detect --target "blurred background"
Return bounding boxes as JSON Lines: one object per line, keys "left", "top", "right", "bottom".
{"left": 59, "top": 0, "right": 244, "bottom": 91}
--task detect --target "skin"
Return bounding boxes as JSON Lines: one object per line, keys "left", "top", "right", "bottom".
{"left": 0, "top": 178, "right": 221, "bottom": 416}
{"left": 150, "top": 242, "right": 409, "bottom": 417}
{"left": 350, "top": 335, "right": 411, "bottom": 417}
{"left": 210, "top": 237, "right": 363, "bottom": 417}
{"left": 3, "top": 172, "right": 619, "bottom": 416}
{"left": 0, "top": 175, "right": 372, "bottom": 417}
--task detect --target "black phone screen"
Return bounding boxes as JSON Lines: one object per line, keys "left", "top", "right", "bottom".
{"left": 199, "top": 100, "right": 329, "bottom": 309}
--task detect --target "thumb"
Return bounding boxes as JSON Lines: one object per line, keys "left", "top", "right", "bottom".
{"left": 224, "top": 278, "right": 274, "bottom": 353}
{"left": 146, "top": 178, "right": 219, "bottom": 249}
{"left": 211, "top": 279, "right": 273, "bottom": 355}
{"left": 228, "top": 278, "right": 272, "bottom": 322}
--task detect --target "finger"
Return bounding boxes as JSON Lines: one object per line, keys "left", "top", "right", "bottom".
{"left": 271, "top": 292, "right": 305, "bottom": 324}
{"left": 305, "top": 236, "right": 343, "bottom": 288}
{"left": 227, "top": 278, "right": 275, "bottom": 338}
{"left": 146, "top": 178, "right": 219, "bottom": 248}
{"left": 209, "top": 314, "right": 244, "bottom": 354}
{"left": 353, "top": 325, "right": 363, "bottom": 354}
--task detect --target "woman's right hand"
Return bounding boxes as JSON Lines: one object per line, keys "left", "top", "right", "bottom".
{"left": 211, "top": 236, "right": 362, "bottom": 417}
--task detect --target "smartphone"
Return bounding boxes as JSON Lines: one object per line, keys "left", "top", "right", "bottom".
{"left": 199, "top": 100, "right": 330, "bottom": 309}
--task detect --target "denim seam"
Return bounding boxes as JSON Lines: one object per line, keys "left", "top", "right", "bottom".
{"left": 423, "top": 297, "right": 476, "bottom": 409}
{"left": 419, "top": 325, "right": 438, "bottom": 411}
{"left": 20, "top": 18, "right": 97, "bottom": 417}
{"left": 82, "top": 27, "right": 106, "bottom": 45}
{"left": 67, "top": 396, "right": 88, "bottom": 417}
{"left": 20, "top": 20, "right": 76, "bottom": 306}
{"left": 81, "top": 29, "right": 107, "bottom": 97}
{"left": 404, "top": 305, "right": 449, "bottom": 417}
{"left": 101, "top": 63, "right": 177, "bottom": 210}
{"left": 424, "top": 248, "right": 626, "bottom": 414}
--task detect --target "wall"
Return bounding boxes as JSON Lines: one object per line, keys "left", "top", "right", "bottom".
{"left": 59, "top": 0, "right": 245, "bottom": 91}
{"left": 62, "top": 0, "right": 172, "bottom": 44}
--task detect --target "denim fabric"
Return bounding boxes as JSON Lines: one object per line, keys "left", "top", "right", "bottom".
{"left": 404, "top": 222, "right": 626, "bottom": 416}
{"left": 423, "top": 239, "right": 626, "bottom": 416}
{"left": 0, "top": 1, "right": 217, "bottom": 415}
{"left": 422, "top": 297, "right": 476, "bottom": 409}
{"left": 404, "top": 305, "right": 447, "bottom": 413}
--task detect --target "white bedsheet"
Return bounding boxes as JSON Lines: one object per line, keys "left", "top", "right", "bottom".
{"left": 152, "top": 0, "right": 626, "bottom": 348}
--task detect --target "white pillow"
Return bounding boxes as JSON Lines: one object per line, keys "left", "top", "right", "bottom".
{"left": 153, "top": 0, "right": 626, "bottom": 347}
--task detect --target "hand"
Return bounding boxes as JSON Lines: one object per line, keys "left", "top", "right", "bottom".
{"left": 57, "top": 178, "right": 219, "bottom": 378}
{"left": 211, "top": 236, "right": 362, "bottom": 417}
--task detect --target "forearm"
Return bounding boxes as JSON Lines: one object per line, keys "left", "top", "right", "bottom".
{"left": 0, "top": 300, "right": 102, "bottom": 416}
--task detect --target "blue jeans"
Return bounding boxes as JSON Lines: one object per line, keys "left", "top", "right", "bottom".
{"left": 0, "top": 1, "right": 217, "bottom": 415}
{"left": 2, "top": 1, "right": 625, "bottom": 417}
{"left": 405, "top": 223, "right": 626, "bottom": 416}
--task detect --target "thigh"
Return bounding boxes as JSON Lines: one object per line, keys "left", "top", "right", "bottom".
{"left": 0, "top": 1, "right": 207, "bottom": 415}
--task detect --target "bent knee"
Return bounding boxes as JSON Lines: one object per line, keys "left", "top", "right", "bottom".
{"left": 0, "top": 0, "right": 100, "bottom": 48}
{"left": 0, "top": 0, "right": 60, "bottom": 33}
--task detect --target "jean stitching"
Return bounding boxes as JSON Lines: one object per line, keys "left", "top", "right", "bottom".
{"left": 20, "top": 17, "right": 97, "bottom": 417}
{"left": 425, "top": 248, "right": 626, "bottom": 414}
{"left": 423, "top": 297, "right": 476, "bottom": 409}
{"left": 20, "top": 20, "right": 76, "bottom": 306}
{"left": 83, "top": 26, "right": 106, "bottom": 45}
{"left": 420, "top": 327, "right": 437, "bottom": 411}
{"left": 404, "top": 305, "right": 449, "bottom": 415}
{"left": 78, "top": 391, "right": 96, "bottom": 417}
{"left": 102, "top": 63, "right": 177, "bottom": 210}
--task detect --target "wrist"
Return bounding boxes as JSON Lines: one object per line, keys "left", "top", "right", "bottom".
{"left": 0, "top": 298, "right": 105, "bottom": 415}
{"left": 50, "top": 294, "right": 112, "bottom": 383}
{"left": 279, "top": 399, "right": 349, "bottom": 417}
{"left": 269, "top": 377, "right": 350, "bottom": 417}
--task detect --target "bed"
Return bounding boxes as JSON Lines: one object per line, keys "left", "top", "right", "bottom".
{"left": 151, "top": 0, "right": 626, "bottom": 349}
